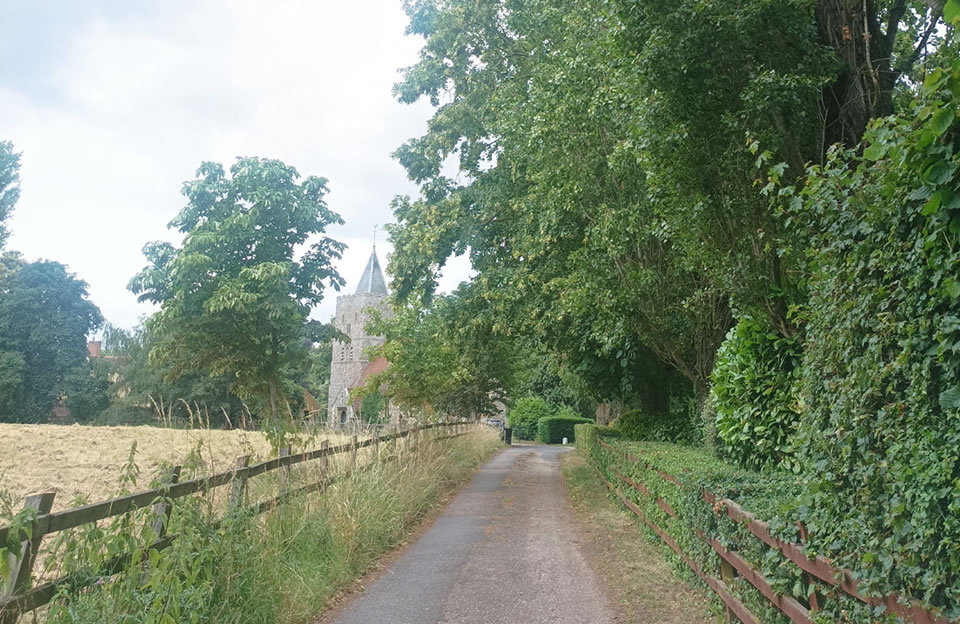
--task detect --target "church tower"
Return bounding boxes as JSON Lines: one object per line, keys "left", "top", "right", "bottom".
{"left": 326, "top": 246, "right": 391, "bottom": 427}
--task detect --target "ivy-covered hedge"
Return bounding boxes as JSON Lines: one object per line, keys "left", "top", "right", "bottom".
{"left": 575, "top": 424, "right": 920, "bottom": 623}
{"left": 535, "top": 416, "right": 591, "bottom": 444}
{"left": 788, "top": 61, "right": 960, "bottom": 615}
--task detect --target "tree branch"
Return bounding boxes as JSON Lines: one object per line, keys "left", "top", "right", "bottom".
{"left": 894, "top": 8, "right": 942, "bottom": 78}
{"left": 885, "top": 0, "right": 908, "bottom": 57}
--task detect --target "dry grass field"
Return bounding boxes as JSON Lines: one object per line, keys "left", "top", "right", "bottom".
{"left": 0, "top": 423, "right": 353, "bottom": 512}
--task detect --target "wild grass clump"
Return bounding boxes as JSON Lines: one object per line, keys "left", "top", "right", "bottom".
{"left": 18, "top": 427, "right": 500, "bottom": 624}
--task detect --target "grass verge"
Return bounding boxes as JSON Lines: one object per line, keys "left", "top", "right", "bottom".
{"left": 561, "top": 450, "right": 713, "bottom": 624}
{"left": 13, "top": 428, "right": 502, "bottom": 624}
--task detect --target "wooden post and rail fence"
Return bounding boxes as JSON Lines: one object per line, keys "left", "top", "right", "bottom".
{"left": 0, "top": 420, "right": 473, "bottom": 623}
{"left": 591, "top": 438, "right": 953, "bottom": 624}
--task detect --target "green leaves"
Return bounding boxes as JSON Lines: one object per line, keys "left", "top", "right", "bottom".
{"left": 0, "top": 260, "right": 103, "bottom": 422}
{"left": 129, "top": 157, "right": 345, "bottom": 431}
{"left": 930, "top": 107, "right": 955, "bottom": 137}
{"left": 944, "top": 278, "right": 960, "bottom": 300}
{"left": 945, "top": 0, "right": 960, "bottom": 24}
{"left": 0, "top": 141, "right": 20, "bottom": 251}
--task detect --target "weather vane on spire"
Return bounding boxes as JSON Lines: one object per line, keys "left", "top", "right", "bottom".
{"left": 373, "top": 224, "right": 378, "bottom": 249}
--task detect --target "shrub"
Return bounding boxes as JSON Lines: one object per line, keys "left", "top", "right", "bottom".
{"left": 613, "top": 408, "right": 697, "bottom": 444}
{"left": 710, "top": 317, "right": 802, "bottom": 472}
{"left": 507, "top": 396, "right": 552, "bottom": 440}
{"left": 536, "top": 416, "right": 592, "bottom": 444}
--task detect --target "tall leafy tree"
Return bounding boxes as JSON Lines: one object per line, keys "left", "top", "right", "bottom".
{"left": 367, "top": 283, "right": 521, "bottom": 418}
{"left": 98, "top": 321, "right": 247, "bottom": 427}
{"left": 129, "top": 158, "right": 345, "bottom": 429}
{"left": 0, "top": 260, "right": 103, "bottom": 422}
{"left": 0, "top": 141, "right": 20, "bottom": 251}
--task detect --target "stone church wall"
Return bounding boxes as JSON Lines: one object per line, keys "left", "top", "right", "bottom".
{"left": 326, "top": 293, "right": 390, "bottom": 426}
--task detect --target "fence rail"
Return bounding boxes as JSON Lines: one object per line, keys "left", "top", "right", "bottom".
{"left": 0, "top": 420, "right": 472, "bottom": 623}
{"left": 593, "top": 439, "right": 952, "bottom": 624}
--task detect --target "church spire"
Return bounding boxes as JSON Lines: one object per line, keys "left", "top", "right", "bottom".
{"left": 354, "top": 245, "right": 388, "bottom": 295}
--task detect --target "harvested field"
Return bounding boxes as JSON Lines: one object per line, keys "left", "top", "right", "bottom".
{"left": 0, "top": 423, "right": 354, "bottom": 512}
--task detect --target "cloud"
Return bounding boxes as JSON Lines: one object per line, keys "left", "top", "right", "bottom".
{"left": 1, "top": 0, "right": 469, "bottom": 329}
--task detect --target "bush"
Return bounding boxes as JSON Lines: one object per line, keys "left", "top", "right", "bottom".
{"left": 710, "top": 316, "right": 802, "bottom": 471}
{"left": 613, "top": 408, "right": 697, "bottom": 444}
{"left": 507, "top": 396, "right": 552, "bottom": 440}
{"left": 787, "top": 64, "right": 960, "bottom": 616}
{"left": 535, "top": 416, "right": 592, "bottom": 444}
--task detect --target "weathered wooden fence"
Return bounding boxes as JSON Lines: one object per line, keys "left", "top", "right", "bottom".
{"left": 0, "top": 420, "right": 473, "bottom": 623}
{"left": 592, "top": 439, "right": 952, "bottom": 624}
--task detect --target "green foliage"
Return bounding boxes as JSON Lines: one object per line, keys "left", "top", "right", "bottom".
{"left": 63, "top": 361, "right": 111, "bottom": 422}
{"left": 507, "top": 396, "right": 552, "bottom": 440}
{"left": 98, "top": 322, "right": 249, "bottom": 428}
{"left": 359, "top": 388, "right": 387, "bottom": 424}
{"left": 0, "top": 141, "right": 20, "bottom": 251}
{"left": 612, "top": 409, "right": 697, "bottom": 445}
{"left": 535, "top": 416, "right": 592, "bottom": 444}
{"left": 786, "top": 46, "right": 960, "bottom": 616}
{"left": 368, "top": 282, "right": 522, "bottom": 418}
{"left": 0, "top": 260, "right": 103, "bottom": 422}
{"left": 710, "top": 317, "right": 801, "bottom": 471}
{"left": 129, "top": 157, "right": 344, "bottom": 436}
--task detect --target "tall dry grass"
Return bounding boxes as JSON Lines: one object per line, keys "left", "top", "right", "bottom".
{"left": 8, "top": 426, "right": 501, "bottom": 624}
{"left": 0, "top": 423, "right": 354, "bottom": 511}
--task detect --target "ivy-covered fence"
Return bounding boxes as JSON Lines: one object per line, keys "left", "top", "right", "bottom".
{"left": 575, "top": 424, "right": 955, "bottom": 624}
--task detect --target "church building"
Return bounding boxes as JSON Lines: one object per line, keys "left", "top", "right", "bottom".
{"left": 326, "top": 246, "right": 393, "bottom": 427}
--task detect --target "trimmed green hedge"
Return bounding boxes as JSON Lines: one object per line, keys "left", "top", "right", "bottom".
{"left": 612, "top": 409, "right": 696, "bottom": 444}
{"left": 575, "top": 424, "right": 891, "bottom": 623}
{"left": 535, "top": 417, "right": 592, "bottom": 444}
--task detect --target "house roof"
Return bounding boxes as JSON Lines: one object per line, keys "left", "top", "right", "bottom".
{"left": 354, "top": 246, "right": 388, "bottom": 295}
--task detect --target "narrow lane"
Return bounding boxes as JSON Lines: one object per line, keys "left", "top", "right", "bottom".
{"left": 327, "top": 445, "right": 616, "bottom": 624}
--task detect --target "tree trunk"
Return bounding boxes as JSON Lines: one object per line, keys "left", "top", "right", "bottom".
{"left": 816, "top": 0, "right": 900, "bottom": 151}
{"left": 268, "top": 375, "right": 280, "bottom": 424}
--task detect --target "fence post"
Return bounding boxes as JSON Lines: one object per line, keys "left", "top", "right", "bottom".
{"left": 411, "top": 423, "right": 421, "bottom": 459}
{"left": 351, "top": 435, "right": 358, "bottom": 471}
{"left": 797, "top": 522, "right": 820, "bottom": 611}
{"left": 320, "top": 440, "right": 329, "bottom": 481}
{"left": 391, "top": 423, "right": 398, "bottom": 457}
{"left": 373, "top": 427, "right": 380, "bottom": 463}
{"left": 228, "top": 456, "right": 251, "bottom": 510}
{"left": 719, "top": 558, "right": 736, "bottom": 622}
{"left": 1, "top": 491, "right": 55, "bottom": 622}
{"left": 150, "top": 466, "right": 182, "bottom": 539}
{"left": 278, "top": 447, "right": 291, "bottom": 494}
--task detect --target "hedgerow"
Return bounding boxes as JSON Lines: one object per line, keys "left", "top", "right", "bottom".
{"left": 612, "top": 408, "right": 698, "bottom": 444}
{"left": 787, "top": 51, "right": 960, "bottom": 615}
{"left": 576, "top": 425, "right": 888, "bottom": 623}
{"left": 535, "top": 416, "right": 592, "bottom": 444}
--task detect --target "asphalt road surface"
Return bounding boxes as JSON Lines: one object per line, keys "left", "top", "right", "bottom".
{"left": 328, "top": 445, "right": 616, "bottom": 624}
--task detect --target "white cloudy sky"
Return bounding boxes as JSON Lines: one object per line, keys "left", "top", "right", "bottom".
{"left": 1, "top": 0, "right": 470, "bottom": 330}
